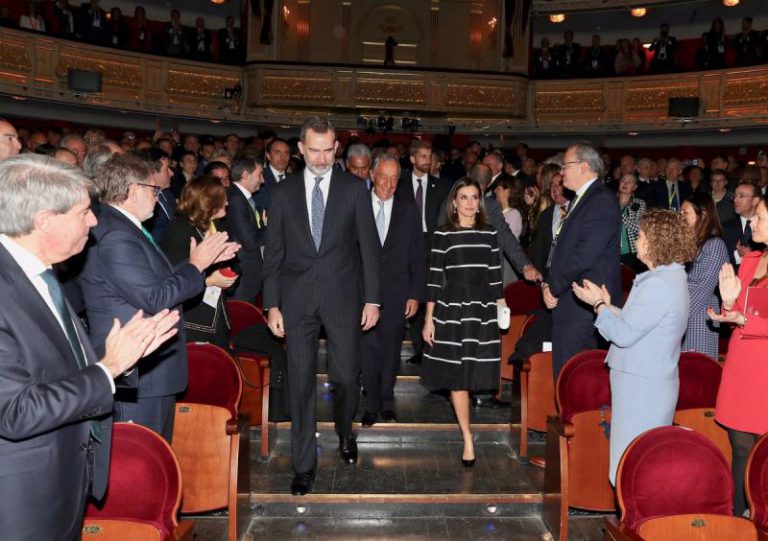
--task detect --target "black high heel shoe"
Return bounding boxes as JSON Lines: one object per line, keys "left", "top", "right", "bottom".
{"left": 462, "top": 458, "right": 475, "bottom": 468}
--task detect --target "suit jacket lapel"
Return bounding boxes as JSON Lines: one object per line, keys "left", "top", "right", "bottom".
{"left": 0, "top": 246, "right": 81, "bottom": 373}
{"left": 106, "top": 206, "right": 174, "bottom": 271}
{"left": 383, "top": 196, "right": 402, "bottom": 250}
{"left": 563, "top": 180, "right": 600, "bottom": 232}
{"left": 318, "top": 172, "right": 339, "bottom": 254}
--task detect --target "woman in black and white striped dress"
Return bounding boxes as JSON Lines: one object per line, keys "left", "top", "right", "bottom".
{"left": 422, "top": 178, "right": 507, "bottom": 467}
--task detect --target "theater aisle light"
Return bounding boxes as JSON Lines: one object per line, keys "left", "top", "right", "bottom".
{"left": 630, "top": 7, "right": 647, "bottom": 18}
{"left": 549, "top": 13, "right": 566, "bottom": 23}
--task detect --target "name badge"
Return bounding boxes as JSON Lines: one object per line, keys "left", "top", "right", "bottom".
{"left": 203, "top": 286, "right": 222, "bottom": 308}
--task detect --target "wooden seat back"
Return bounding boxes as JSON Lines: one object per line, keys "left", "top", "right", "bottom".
{"left": 567, "top": 409, "right": 615, "bottom": 511}
{"left": 637, "top": 514, "right": 757, "bottom": 541}
{"left": 84, "top": 423, "right": 185, "bottom": 540}
{"left": 518, "top": 350, "right": 556, "bottom": 459}
{"left": 673, "top": 408, "right": 731, "bottom": 465}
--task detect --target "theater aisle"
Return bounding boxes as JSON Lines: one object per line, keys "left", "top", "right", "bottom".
{"left": 192, "top": 341, "right": 607, "bottom": 540}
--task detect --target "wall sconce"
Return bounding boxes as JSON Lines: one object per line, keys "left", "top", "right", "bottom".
{"left": 722, "top": 0, "right": 739, "bottom": 6}
{"left": 488, "top": 16, "right": 498, "bottom": 45}
{"left": 630, "top": 8, "right": 647, "bottom": 17}
{"left": 549, "top": 14, "right": 566, "bottom": 24}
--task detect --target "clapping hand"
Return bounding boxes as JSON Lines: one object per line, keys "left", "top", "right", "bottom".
{"left": 718, "top": 263, "right": 742, "bottom": 309}
{"left": 707, "top": 307, "right": 746, "bottom": 326}
{"left": 572, "top": 279, "right": 610, "bottom": 307}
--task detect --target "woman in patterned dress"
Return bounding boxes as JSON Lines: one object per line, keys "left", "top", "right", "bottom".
{"left": 680, "top": 193, "right": 729, "bottom": 359}
{"left": 422, "top": 178, "right": 507, "bottom": 467}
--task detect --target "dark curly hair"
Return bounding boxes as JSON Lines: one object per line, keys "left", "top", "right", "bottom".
{"left": 640, "top": 209, "right": 698, "bottom": 267}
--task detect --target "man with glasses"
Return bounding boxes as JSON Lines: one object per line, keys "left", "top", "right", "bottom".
{"left": 722, "top": 181, "right": 763, "bottom": 270}
{"left": 542, "top": 143, "right": 621, "bottom": 377}
{"left": 136, "top": 148, "right": 175, "bottom": 243}
{"left": 80, "top": 153, "right": 240, "bottom": 441}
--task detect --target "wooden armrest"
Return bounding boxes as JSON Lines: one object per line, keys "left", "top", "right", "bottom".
{"left": 521, "top": 359, "right": 532, "bottom": 373}
{"left": 174, "top": 520, "right": 195, "bottom": 541}
{"left": 603, "top": 516, "right": 643, "bottom": 541}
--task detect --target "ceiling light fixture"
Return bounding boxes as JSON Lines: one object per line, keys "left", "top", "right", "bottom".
{"left": 549, "top": 13, "right": 566, "bottom": 24}
{"left": 722, "top": 0, "right": 740, "bottom": 6}
{"left": 211, "top": 0, "right": 226, "bottom": 5}
{"left": 630, "top": 8, "right": 647, "bottom": 17}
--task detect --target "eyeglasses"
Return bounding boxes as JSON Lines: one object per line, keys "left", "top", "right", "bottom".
{"left": 136, "top": 183, "right": 162, "bottom": 196}
{"left": 564, "top": 160, "right": 584, "bottom": 167}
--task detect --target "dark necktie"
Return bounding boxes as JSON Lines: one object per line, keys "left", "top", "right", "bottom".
{"left": 415, "top": 178, "right": 424, "bottom": 224}
{"left": 744, "top": 219, "right": 752, "bottom": 246}
{"left": 39, "top": 269, "right": 102, "bottom": 442}
{"left": 278, "top": 174, "right": 285, "bottom": 183}
{"left": 311, "top": 176, "right": 325, "bottom": 251}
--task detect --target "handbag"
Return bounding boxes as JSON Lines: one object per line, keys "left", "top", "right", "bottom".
{"left": 497, "top": 304, "right": 511, "bottom": 330}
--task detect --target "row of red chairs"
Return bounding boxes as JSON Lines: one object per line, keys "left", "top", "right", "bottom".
{"left": 83, "top": 299, "right": 272, "bottom": 541}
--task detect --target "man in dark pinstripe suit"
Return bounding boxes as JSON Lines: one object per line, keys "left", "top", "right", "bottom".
{"left": 263, "top": 116, "right": 381, "bottom": 496}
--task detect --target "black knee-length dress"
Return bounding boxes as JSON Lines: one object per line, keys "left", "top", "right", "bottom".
{"left": 423, "top": 224, "right": 503, "bottom": 392}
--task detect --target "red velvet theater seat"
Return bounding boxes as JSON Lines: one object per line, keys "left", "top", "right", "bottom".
{"left": 498, "top": 281, "right": 545, "bottom": 398}
{"left": 173, "top": 343, "right": 249, "bottom": 541}
{"left": 542, "top": 349, "right": 613, "bottom": 541}
{"left": 84, "top": 422, "right": 194, "bottom": 541}
{"left": 227, "top": 299, "right": 272, "bottom": 457}
{"left": 673, "top": 352, "right": 730, "bottom": 464}
{"left": 747, "top": 432, "right": 768, "bottom": 538}
{"left": 605, "top": 425, "right": 756, "bottom": 541}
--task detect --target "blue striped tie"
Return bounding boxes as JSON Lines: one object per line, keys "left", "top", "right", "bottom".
{"left": 311, "top": 176, "right": 325, "bottom": 251}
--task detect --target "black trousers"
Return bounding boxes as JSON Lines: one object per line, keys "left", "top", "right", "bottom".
{"left": 361, "top": 317, "right": 405, "bottom": 413}
{"left": 114, "top": 394, "right": 176, "bottom": 442}
{"left": 552, "top": 303, "right": 597, "bottom": 378}
{"left": 285, "top": 301, "right": 361, "bottom": 474}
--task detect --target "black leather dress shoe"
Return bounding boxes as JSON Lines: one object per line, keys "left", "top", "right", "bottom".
{"left": 339, "top": 434, "right": 358, "bottom": 464}
{"left": 361, "top": 411, "right": 377, "bottom": 427}
{"left": 406, "top": 353, "right": 423, "bottom": 365}
{"left": 379, "top": 409, "right": 397, "bottom": 422}
{"left": 474, "top": 397, "right": 510, "bottom": 409}
{"left": 290, "top": 469, "right": 316, "bottom": 496}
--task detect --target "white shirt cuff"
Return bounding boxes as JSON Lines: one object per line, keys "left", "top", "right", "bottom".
{"left": 96, "top": 362, "right": 116, "bottom": 394}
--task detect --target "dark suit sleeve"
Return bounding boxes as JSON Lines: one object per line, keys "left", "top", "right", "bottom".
{"left": 0, "top": 326, "right": 112, "bottom": 440}
{"left": 160, "top": 220, "right": 193, "bottom": 265}
{"left": 355, "top": 181, "right": 381, "bottom": 305}
{"left": 487, "top": 200, "right": 531, "bottom": 272}
{"left": 530, "top": 206, "right": 554, "bottom": 274}
{"left": 262, "top": 184, "right": 285, "bottom": 310}
{"left": 407, "top": 203, "right": 427, "bottom": 301}
{"left": 547, "top": 193, "right": 620, "bottom": 297}
{"left": 96, "top": 230, "right": 204, "bottom": 313}
{"left": 221, "top": 191, "right": 263, "bottom": 252}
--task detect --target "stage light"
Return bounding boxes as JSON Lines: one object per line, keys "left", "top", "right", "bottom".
{"left": 722, "top": 0, "right": 740, "bottom": 6}
{"left": 211, "top": 0, "right": 226, "bottom": 5}
{"left": 549, "top": 14, "right": 566, "bottom": 24}
{"left": 630, "top": 8, "right": 647, "bottom": 18}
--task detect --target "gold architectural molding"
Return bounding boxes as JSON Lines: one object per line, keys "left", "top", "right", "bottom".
{"left": 259, "top": 74, "right": 334, "bottom": 103}
{"left": 445, "top": 82, "right": 524, "bottom": 116}
{"left": 353, "top": 78, "right": 426, "bottom": 106}
{"left": 0, "top": 38, "right": 30, "bottom": 74}
{"left": 56, "top": 52, "right": 143, "bottom": 91}
{"left": 165, "top": 69, "right": 240, "bottom": 99}
{"left": 535, "top": 87, "right": 604, "bottom": 114}
{"left": 723, "top": 77, "right": 768, "bottom": 107}
{"left": 624, "top": 83, "right": 698, "bottom": 112}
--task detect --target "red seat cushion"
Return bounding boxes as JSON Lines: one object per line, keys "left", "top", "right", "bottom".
{"left": 747, "top": 433, "right": 768, "bottom": 528}
{"left": 618, "top": 426, "right": 732, "bottom": 532}
{"left": 86, "top": 423, "right": 180, "bottom": 537}
{"left": 504, "top": 281, "right": 543, "bottom": 316}
{"left": 182, "top": 343, "right": 242, "bottom": 416}
{"left": 556, "top": 349, "right": 610, "bottom": 422}
{"left": 676, "top": 352, "right": 722, "bottom": 410}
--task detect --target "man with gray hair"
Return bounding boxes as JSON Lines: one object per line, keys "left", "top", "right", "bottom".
{"left": 61, "top": 133, "right": 87, "bottom": 167}
{"left": 346, "top": 143, "right": 372, "bottom": 189}
{"left": 80, "top": 153, "right": 240, "bottom": 441}
{"left": 0, "top": 154, "right": 180, "bottom": 540}
{"left": 542, "top": 142, "right": 621, "bottom": 376}
{"left": 360, "top": 153, "right": 424, "bottom": 427}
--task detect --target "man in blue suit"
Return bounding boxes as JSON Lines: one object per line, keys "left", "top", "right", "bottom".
{"left": 252, "top": 137, "right": 290, "bottom": 213}
{"left": 80, "top": 153, "right": 239, "bottom": 441}
{"left": 360, "top": 154, "right": 425, "bottom": 427}
{"left": 0, "top": 154, "right": 179, "bottom": 540}
{"left": 543, "top": 143, "right": 622, "bottom": 376}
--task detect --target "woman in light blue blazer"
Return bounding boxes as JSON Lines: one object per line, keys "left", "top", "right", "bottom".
{"left": 572, "top": 209, "right": 698, "bottom": 484}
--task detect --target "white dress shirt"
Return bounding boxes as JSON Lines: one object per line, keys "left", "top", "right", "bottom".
{"left": 112, "top": 204, "right": 147, "bottom": 228}
{"left": 234, "top": 181, "right": 252, "bottom": 200}
{"left": 269, "top": 164, "right": 285, "bottom": 183}
{"left": 0, "top": 235, "right": 114, "bottom": 392}
{"left": 371, "top": 191, "right": 394, "bottom": 242}
{"left": 734, "top": 215, "right": 752, "bottom": 265}
{"left": 304, "top": 168, "right": 332, "bottom": 238}
{"left": 411, "top": 172, "right": 428, "bottom": 232}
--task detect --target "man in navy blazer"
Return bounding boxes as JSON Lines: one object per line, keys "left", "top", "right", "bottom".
{"left": 220, "top": 154, "right": 266, "bottom": 301}
{"left": 263, "top": 117, "right": 380, "bottom": 496}
{"left": 361, "top": 154, "right": 425, "bottom": 427}
{"left": 137, "top": 148, "right": 176, "bottom": 244}
{"left": 80, "top": 154, "right": 239, "bottom": 441}
{"left": 543, "top": 143, "right": 622, "bottom": 376}
{"left": 0, "top": 155, "right": 179, "bottom": 540}
{"left": 251, "top": 137, "right": 290, "bottom": 213}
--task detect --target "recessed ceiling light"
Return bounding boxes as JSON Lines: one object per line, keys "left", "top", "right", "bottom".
{"left": 630, "top": 8, "right": 647, "bottom": 17}
{"left": 549, "top": 14, "right": 566, "bottom": 23}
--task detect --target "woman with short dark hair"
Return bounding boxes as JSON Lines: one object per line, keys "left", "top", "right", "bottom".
{"left": 680, "top": 193, "right": 729, "bottom": 358}
{"left": 572, "top": 209, "right": 698, "bottom": 484}
{"left": 422, "top": 178, "right": 507, "bottom": 467}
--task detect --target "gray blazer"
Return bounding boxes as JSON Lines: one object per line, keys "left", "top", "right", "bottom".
{"left": 596, "top": 263, "right": 689, "bottom": 380}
